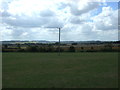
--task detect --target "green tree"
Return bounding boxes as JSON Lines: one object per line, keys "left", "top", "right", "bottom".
{"left": 4, "top": 45, "right": 8, "bottom": 49}
{"left": 103, "top": 44, "right": 113, "bottom": 51}
{"left": 26, "top": 46, "right": 38, "bottom": 52}
{"left": 17, "top": 44, "right": 21, "bottom": 49}
{"left": 69, "top": 46, "right": 75, "bottom": 52}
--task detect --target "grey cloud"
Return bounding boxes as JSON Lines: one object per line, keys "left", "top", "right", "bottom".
{"left": 70, "top": 17, "right": 84, "bottom": 24}
{"left": 91, "top": 7, "right": 118, "bottom": 31}
{"left": 95, "top": 23, "right": 117, "bottom": 30}
{"left": 61, "top": 24, "right": 98, "bottom": 41}
{"left": 11, "top": 28, "right": 26, "bottom": 39}
{"left": 81, "top": 24, "right": 93, "bottom": 33}
{"left": 2, "top": 14, "right": 64, "bottom": 28}
{"left": 1, "top": 11, "right": 11, "bottom": 17}
{"left": 44, "top": 17, "right": 64, "bottom": 28}
{"left": 1, "top": 0, "right": 14, "bottom": 11}
{"left": 1, "top": 1, "right": 9, "bottom": 11}
{"left": 1, "top": 0, "right": 118, "bottom": 41}
{"left": 69, "top": 2, "right": 99, "bottom": 16}
{"left": 1, "top": 0, "right": 64, "bottom": 28}
{"left": 6, "top": 27, "right": 59, "bottom": 41}
{"left": 2, "top": 16, "right": 47, "bottom": 27}
{"left": 57, "top": 2, "right": 68, "bottom": 10}
{"left": 40, "top": 9, "right": 55, "bottom": 17}
{"left": 0, "top": 0, "right": 14, "bottom": 18}
{"left": 94, "top": 15, "right": 118, "bottom": 30}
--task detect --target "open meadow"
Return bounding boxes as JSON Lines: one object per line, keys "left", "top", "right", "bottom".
{"left": 2, "top": 52, "right": 118, "bottom": 88}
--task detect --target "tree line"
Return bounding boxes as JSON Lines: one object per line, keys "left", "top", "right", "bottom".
{"left": 2, "top": 43, "right": 120, "bottom": 52}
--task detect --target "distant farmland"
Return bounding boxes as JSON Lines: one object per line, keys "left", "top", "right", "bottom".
{"left": 2, "top": 52, "right": 118, "bottom": 88}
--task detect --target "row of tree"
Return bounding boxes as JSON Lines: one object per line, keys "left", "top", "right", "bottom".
{"left": 2, "top": 44, "right": 119, "bottom": 52}
{"left": 2, "top": 46, "right": 76, "bottom": 52}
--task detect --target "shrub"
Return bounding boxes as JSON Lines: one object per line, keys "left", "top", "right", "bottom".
{"left": 69, "top": 46, "right": 75, "bottom": 52}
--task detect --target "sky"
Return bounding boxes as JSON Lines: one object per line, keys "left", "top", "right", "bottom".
{"left": 0, "top": 0, "right": 119, "bottom": 41}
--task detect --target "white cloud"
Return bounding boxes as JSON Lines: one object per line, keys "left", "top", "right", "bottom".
{"left": 92, "top": 6, "right": 118, "bottom": 31}
{"left": 0, "top": 0, "right": 118, "bottom": 41}
{"left": 69, "top": 0, "right": 100, "bottom": 16}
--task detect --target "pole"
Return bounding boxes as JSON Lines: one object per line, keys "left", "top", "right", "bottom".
{"left": 59, "top": 28, "right": 60, "bottom": 56}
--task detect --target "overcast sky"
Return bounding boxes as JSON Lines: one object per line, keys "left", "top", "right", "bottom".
{"left": 0, "top": 0, "right": 119, "bottom": 41}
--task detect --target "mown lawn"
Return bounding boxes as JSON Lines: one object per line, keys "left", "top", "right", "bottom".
{"left": 2, "top": 52, "right": 118, "bottom": 88}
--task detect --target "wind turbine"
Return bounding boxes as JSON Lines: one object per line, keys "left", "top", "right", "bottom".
{"left": 46, "top": 27, "right": 61, "bottom": 56}
{"left": 13, "top": 25, "right": 62, "bottom": 55}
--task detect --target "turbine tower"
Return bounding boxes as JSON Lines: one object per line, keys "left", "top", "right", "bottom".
{"left": 46, "top": 27, "right": 61, "bottom": 56}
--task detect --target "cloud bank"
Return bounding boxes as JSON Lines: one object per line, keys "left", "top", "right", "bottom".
{"left": 0, "top": 0, "right": 119, "bottom": 41}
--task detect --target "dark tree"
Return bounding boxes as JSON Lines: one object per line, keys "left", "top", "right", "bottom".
{"left": 91, "top": 46, "right": 94, "bottom": 50}
{"left": 55, "top": 42, "right": 59, "bottom": 45}
{"left": 55, "top": 47, "right": 64, "bottom": 52}
{"left": 27, "top": 46, "right": 38, "bottom": 52}
{"left": 103, "top": 44, "right": 113, "bottom": 51}
{"left": 4, "top": 44, "right": 8, "bottom": 49}
{"left": 81, "top": 47, "right": 84, "bottom": 50}
{"left": 17, "top": 44, "right": 21, "bottom": 49}
{"left": 72, "top": 43, "right": 77, "bottom": 45}
{"left": 69, "top": 46, "right": 75, "bottom": 52}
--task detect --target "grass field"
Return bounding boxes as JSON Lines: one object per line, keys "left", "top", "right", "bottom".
{"left": 2, "top": 52, "right": 118, "bottom": 88}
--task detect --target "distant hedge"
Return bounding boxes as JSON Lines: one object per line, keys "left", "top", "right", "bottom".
{"left": 2, "top": 45, "right": 120, "bottom": 52}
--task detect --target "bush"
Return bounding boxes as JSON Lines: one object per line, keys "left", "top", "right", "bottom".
{"left": 26, "top": 46, "right": 39, "bottom": 52}
{"left": 55, "top": 47, "right": 64, "bottom": 52}
{"left": 69, "top": 46, "right": 75, "bottom": 52}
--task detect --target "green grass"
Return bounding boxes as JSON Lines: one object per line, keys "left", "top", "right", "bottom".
{"left": 2, "top": 52, "right": 118, "bottom": 88}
